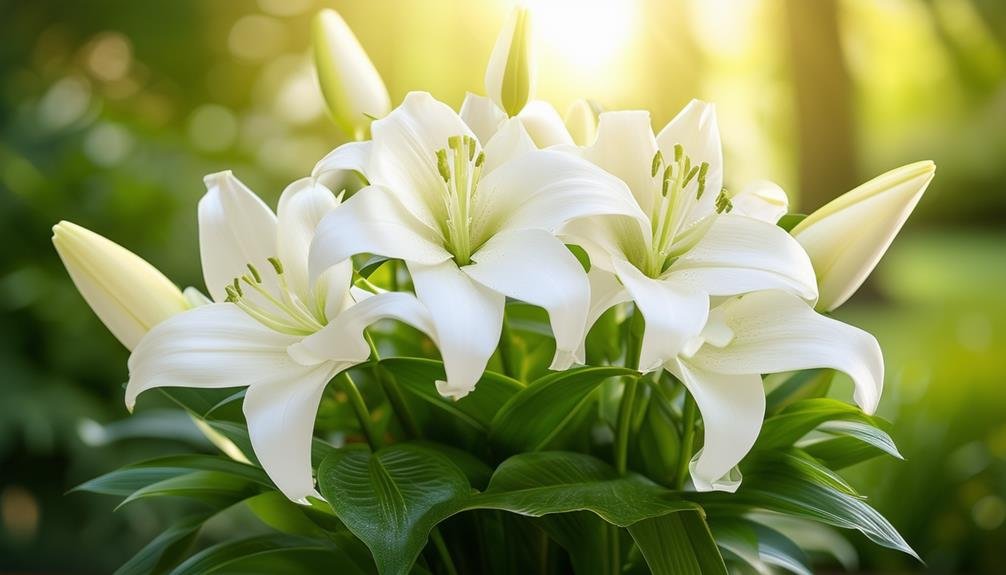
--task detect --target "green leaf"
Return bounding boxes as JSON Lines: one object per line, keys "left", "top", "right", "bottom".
{"left": 777, "top": 213, "right": 807, "bottom": 232}
{"left": 753, "top": 522, "right": 813, "bottom": 575}
{"left": 469, "top": 451, "right": 698, "bottom": 526}
{"left": 756, "top": 398, "right": 878, "bottom": 450}
{"left": 627, "top": 511, "right": 727, "bottom": 575}
{"left": 169, "top": 535, "right": 370, "bottom": 575}
{"left": 802, "top": 420, "right": 903, "bottom": 469}
{"left": 381, "top": 357, "right": 523, "bottom": 433}
{"left": 118, "top": 470, "right": 264, "bottom": 509}
{"left": 73, "top": 454, "right": 271, "bottom": 497}
{"left": 489, "top": 367, "right": 634, "bottom": 454}
{"left": 765, "top": 369, "right": 833, "bottom": 415}
{"left": 317, "top": 443, "right": 472, "bottom": 575}
{"left": 115, "top": 515, "right": 206, "bottom": 575}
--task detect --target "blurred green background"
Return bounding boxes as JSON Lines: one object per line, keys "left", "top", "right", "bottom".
{"left": 1, "top": 0, "right": 1003, "bottom": 572}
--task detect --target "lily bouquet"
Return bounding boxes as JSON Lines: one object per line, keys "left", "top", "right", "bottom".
{"left": 54, "top": 7, "right": 935, "bottom": 575}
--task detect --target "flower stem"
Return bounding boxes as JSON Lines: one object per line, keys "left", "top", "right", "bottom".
{"left": 430, "top": 528, "right": 459, "bottom": 575}
{"left": 365, "top": 330, "right": 421, "bottom": 438}
{"left": 338, "top": 372, "right": 379, "bottom": 450}
{"left": 610, "top": 308, "right": 645, "bottom": 574}
{"left": 674, "top": 389, "right": 698, "bottom": 490}
{"left": 497, "top": 314, "right": 517, "bottom": 378}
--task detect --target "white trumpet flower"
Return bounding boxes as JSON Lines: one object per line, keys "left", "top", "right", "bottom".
{"left": 125, "top": 171, "right": 438, "bottom": 502}
{"left": 52, "top": 221, "right": 189, "bottom": 350}
{"left": 310, "top": 91, "right": 646, "bottom": 399}
{"left": 792, "top": 161, "right": 935, "bottom": 312}
{"left": 313, "top": 9, "right": 391, "bottom": 140}
{"left": 670, "top": 290, "right": 884, "bottom": 492}
{"left": 564, "top": 104, "right": 818, "bottom": 371}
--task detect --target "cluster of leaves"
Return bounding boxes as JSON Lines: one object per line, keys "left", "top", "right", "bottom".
{"left": 75, "top": 301, "right": 913, "bottom": 575}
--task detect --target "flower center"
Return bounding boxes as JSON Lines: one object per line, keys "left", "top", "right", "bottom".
{"left": 224, "top": 258, "right": 326, "bottom": 336}
{"left": 435, "top": 135, "right": 485, "bottom": 266}
{"left": 643, "top": 144, "right": 732, "bottom": 277}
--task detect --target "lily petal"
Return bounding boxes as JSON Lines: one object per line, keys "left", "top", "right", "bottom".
{"left": 667, "top": 359, "right": 764, "bottom": 492}
{"left": 243, "top": 364, "right": 337, "bottom": 502}
{"left": 309, "top": 185, "right": 452, "bottom": 283}
{"left": 730, "top": 180, "right": 789, "bottom": 224}
{"left": 574, "top": 266, "right": 631, "bottom": 361}
{"left": 517, "top": 100, "right": 574, "bottom": 148}
{"left": 478, "top": 149, "right": 649, "bottom": 238}
{"left": 125, "top": 304, "right": 301, "bottom": 411}
{"left": 460, "top": 92, "right": 506, "bottom": 146}
{"left": 465, "top": 229, "right": 589, "bottom": 370}
{"left": 612, "top": 258, "right": 709, "bottom": 372}
{"left": 565, "top": 99, "right": 598, "bottom": 147}
{"left": 276, "top": 178, "right": 343, "bottom": 301}
{"left": 410, "top": 260, "right": 505, "bottom": 399}
{"left": 288, "top": 292, "right": 439, "bottom": 366}
{"left": 583, "top": 111, "right": 660, "bottom": 212}
{"left": 655, "top": 100, "right": 723, "bottom": 222}
{"left": 312, "top": 140, "right": 372, "bottom": 187}
{"left": 199, "top": 172, "right": 278, "bottom": 302}
{"left": 369, "top": 91, "right": 476, "bottom": 231}
{"left": 482, "top": 117, "right": 537, "bottom": 174}
{"left": 666, "top": 214, "right": 818, "bottom": 301}
{"left": 689, "top": 291, "right": 883, "bottom": 414}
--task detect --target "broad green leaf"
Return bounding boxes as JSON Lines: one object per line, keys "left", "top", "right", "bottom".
{"left": 73, "top": 454, "right": 271, "bottom": 497}
{"left": 381, "top": 357, "right": 523, "bottom": 433}
{"left": 115, "top": 514, "right": 206, "bottom": 575}
{"left": 118, "top": 470, "right": 264, "bottom": 509}
{"left": 711, "top": 519, "right": 811, "bottom": 575}
{"left": 765, "top": 369, "right": 833, "bottom": 415}
{"left": 245, "top": 492, "right": 331, "bottom": 538}
{"left": 468, "top": 452, "right": 698, "bottom": 526}
{"left": 802, "top": 420, "right": 903, "bottom": 469}
{"left": 627, "top": 511, "right": 727, "bottom": 575}
{"left": 317, "top": 443, "right": 471, "bottom": 575}
{"left": 489, "top": 367, "right": 634, "bottom": 454}
{"left": 169, "top": 534, "right": 370, "bottom": 575}
{"left": 755, "top": 398, "right": 878, "bottom": 450}
{"left": 753, "top": 522, "right": 813, "bottom": 575}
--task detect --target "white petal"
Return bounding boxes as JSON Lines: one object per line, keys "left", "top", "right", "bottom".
{"left": 312, "top": 140, "right": 372, "bottom": 189}
{"left": 288, "top": 292, "right": 439, "bottom": 366}
{"left": 612, "top": 259, "right": 709, "bottom": 372}
{"left": 459, "top": 92, "right": 506, "bottom": 145}
{"left": 409, "top": 260, "right": 505, "bottom": 399}
{"left": 791, "top": 161, "right": 935, "bottom": 311}
{"left": 199, "top": 171, "right": 278, "bottom": 302}
{"left": 276, "top": 177, "right": 342, "bottom": 300}
{"left": 243, "top": 364, "right": 337, "bottom": 501}
{"left": 689, "top": 291, "right": 884, "bottom": 414}
{"left": 465, "top": 229, "right": 589, "bottom": 370}
{"left": 369, "top": 91, "right": 476, "bottom": 231}
{"left": 583, "top": 111, "right": 659, "bottom": 212}
{"left": 517, "top": 100, "right": 574, "bottom": 148}
{"left": 574, "top": 266, "right": 631, "bottom": 361}
{"left": 482, "top": 117, "right": 537, "bottom": 174}
{"left": 309, "top": 185, "right": 452, "bottom": 283}
{"left": 666, "top": 359, "right": 764, "bottom": 492}
{"left": 730, "top": 180, "right": 789, "bottom": 223}
{"left": 564, "top": 99, "right": 598, "bottom": 147}
{"left": 125, "top": 304, "right": 301, "bottom": 410}
{"left": 655, "top": 100, "right": 723, "bottom": 222}
{"left": 477, "top": 149, "right": 649, "bottom": 238}
{"left": 665, "top": 214, "right": 818, "bottom": 301}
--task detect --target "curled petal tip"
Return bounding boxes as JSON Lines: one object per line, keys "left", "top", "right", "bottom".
{"left": 435, "top": 380, "right": 472, "bottom": 401}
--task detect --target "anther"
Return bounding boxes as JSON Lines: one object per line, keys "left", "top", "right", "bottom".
{"left": 475, "top": 151, "right": 485, "bottom": 168}
{"left": 232, "top": 278, "right": 243, "bottom": 297}
{"left": 448, "top": 135, "right": 462, "bottom": 150}
{"left": 467, "top": 137, "right": 476, "bottom": 161}
{"left": 651, "top": 151, "right": 663, "bottom": 177}
{"left": 268, "top": 257, "right": 284, "bottom": 275}
{"left": 246, "top": 263, "right": 262, "bottom": 283}
{"left": 673, "top": 143, "right": 684, "bottom": 163}
{"left": 436, "top": 149, "right": 450, "bottom": 182}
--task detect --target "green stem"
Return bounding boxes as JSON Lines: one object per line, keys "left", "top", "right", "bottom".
{"left": 338, "top": 372, "right": 379, "bottom": 450}
{"left": 498, "top": 314, "right": 517, "bottom": 378}
{"left": 365, "top": 330, "right": 421, "bottom": 438}
{"left": 674, "top": 389, "right": 698, "bottom": 490}
{"left": 430, "top": 527, "right": 459, "bottom": 575}
{"left": 614, "top": 377, "right": 639, "bottom": 476}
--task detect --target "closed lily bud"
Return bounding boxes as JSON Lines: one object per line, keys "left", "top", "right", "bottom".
{"left": 565, "top": 99, "right": 599, "bottom": 147}
{"left": 312, "top": 9, "right": 391, "bottom": 140}
{"left": 52, "top": 221, "right": 188, "bottom": 350}
{"left": 791, "top": 161, "right": 935, "bottom": 312}
{"left": 485, "top": 6, "right": 534, "bottom": 117}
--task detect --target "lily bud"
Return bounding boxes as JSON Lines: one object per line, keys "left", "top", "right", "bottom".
{"left": 312, "top": 9, "right": 391, "bottom": 140}
{"left": 564, "top": 99, "right": 599, "bottom": 147}
{"left": 791, "top": 161, "right": 935, "bottom": 312}
{"left": 52, "top": 221, "right": 188, "bottom": 350}
{"left": 485, "top": 6, "right": 534, "bottom": 117}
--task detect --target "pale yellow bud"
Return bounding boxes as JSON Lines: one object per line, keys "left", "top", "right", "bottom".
{"left": 312, "top": 9, "right": 391, "bottom": 140}
{"left": 485, "top": 6, "right": 534, "bottom": 117}
{"left": 791, "top": 161, "right": 935, "bottom": 311}
{"left": 564, "top": 99, "right": 599, "bottom": 147}
{"left": 52, "top": 221, "right": 188, "bottom": 350}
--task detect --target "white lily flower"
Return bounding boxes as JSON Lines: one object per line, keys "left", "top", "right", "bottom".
{"left": 484, "top": 5, "right": 534, "bottom": 117}
{"left": 563, "top": 104, "right": 818, "bottom": 371}
{"left": 310, "top": 91, "right": 646, "bottom": 399}
{"left": 459, "top": 92, "right": 571, "bottom": 149}
{"left": 313, "top": 9, "right": 391, "bottom": 140}
{"left": 668, "top": 290, "right": 884, "bottom": 492}
{"left": 52, "top": 221, "right": 189, "bottom": 350}
{"left": 729, "top": 180, "right": 789, "bottom": 224}
{"left": 792, "top": 161, "right": 935, "bottom": 312}
{"left": 125, "top": 171, "right": 438, "bottom": 502}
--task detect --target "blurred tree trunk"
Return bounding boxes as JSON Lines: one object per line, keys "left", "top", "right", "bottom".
{"left": 783, "top": 0, "right": 857, "bottom": 211}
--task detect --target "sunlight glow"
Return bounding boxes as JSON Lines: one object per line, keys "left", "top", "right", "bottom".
{"left": 528, "top": 0, "right": 636, "bottom": 73}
